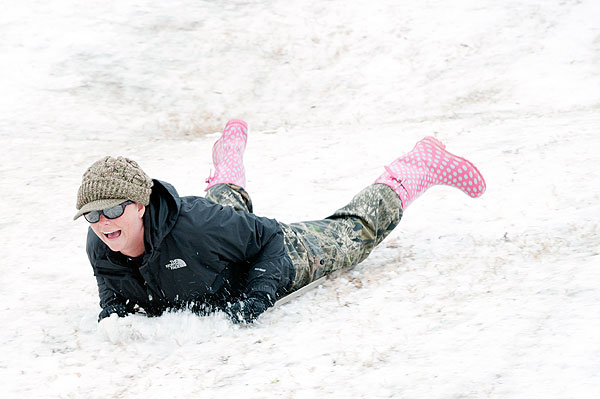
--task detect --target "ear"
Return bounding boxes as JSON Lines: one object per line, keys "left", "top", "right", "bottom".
{"left": 136, "top": 204, "right": 146, "bottom": 219}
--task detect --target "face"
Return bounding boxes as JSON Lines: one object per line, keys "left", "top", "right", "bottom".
{"left": 89, "top": 202, "right": 146, "bottom": 257}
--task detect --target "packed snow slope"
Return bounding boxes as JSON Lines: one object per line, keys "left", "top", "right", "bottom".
{"left": 1, "top": 0, "right": 599, "bottom": 398}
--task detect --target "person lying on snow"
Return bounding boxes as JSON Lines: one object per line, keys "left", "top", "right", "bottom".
{"left": 74, "top": 119, "right": 486, "bottom": 324}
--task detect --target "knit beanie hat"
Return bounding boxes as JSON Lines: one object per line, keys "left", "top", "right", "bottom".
{"left": 74, "top": 156, "right": 154, "bottom": 220}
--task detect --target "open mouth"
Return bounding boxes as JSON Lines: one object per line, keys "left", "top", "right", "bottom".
{"left": 103, "top": 230, "right": 122, "bottom": 240}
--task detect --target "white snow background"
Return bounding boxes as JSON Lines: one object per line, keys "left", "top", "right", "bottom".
{"left": 1, "top": 0, "right": 599, "bottom": 397}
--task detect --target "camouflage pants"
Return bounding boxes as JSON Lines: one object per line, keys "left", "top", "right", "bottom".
{"left": 206, "top": 183, "right": 403, "bottom": 293}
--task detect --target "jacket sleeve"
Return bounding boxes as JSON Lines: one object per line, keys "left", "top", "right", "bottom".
{"left": 94, "top": 276, "right": 137, "bottom": 320}
{"left": 95, "top": 275, "right": 127, "bottom": 308}
{"left": 198, "top": 203, "right": 294, "bottom": 300}
{"left": 242, "top": 224, "right": 292, "bottom": 298}
{"left": 86, "top": 230, "right": 129, "bottom": 310}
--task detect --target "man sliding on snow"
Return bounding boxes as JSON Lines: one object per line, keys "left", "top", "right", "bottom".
{"left": 74, "top": 120, "right": 486, "bottom": 324}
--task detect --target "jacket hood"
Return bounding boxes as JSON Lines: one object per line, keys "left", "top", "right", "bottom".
{"left": 144, "top": 179, "right": 181, "bottom": 255}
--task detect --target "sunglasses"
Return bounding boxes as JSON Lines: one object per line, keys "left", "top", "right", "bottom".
{"left": 84, "top": 201, "right": 134, "bottom": 223}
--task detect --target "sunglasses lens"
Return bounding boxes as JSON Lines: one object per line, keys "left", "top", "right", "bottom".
{"left": 103, "top": 204, "right": 126, "bottom": 219}
{"left": 84, "top": 211, "right": 101, "bottom": 223}
{"left": 83, "top": 201, "right": 131, "bottom": 223}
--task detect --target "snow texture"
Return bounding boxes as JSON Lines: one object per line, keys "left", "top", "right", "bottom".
{"left": 1, "top": 0, "right": 599, "bottom": 398}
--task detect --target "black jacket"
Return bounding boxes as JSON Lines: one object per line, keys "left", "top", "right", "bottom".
{"left": 87, "top": 180, "right": 295, "bottom": 316}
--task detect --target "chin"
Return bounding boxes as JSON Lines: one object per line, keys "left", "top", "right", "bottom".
{"left": 103, "top": 237, "right": 126, "bottom": 253}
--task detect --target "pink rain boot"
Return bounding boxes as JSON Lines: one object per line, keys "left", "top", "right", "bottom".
{"left": 375, "top": 136, "right": 486, "bottom": 209}
{"left": 205, "top": 119, "right": 248, "bottom": 191}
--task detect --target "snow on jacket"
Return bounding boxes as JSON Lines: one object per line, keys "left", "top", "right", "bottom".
{"left": 86, "top": 179, "right": 295, "bottom": 316}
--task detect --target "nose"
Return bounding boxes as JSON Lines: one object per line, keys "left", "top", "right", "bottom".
{"left": 98, "top": 214, "right": 111, "bottom": 224}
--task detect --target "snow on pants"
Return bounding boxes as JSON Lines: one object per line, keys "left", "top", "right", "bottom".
{"left": 206, "top": 183, "right": 403, "bottom": 294}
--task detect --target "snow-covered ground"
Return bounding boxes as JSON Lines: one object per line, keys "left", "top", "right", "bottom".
{"left": 2, "top": 0, "right": 599, "bottom": 397}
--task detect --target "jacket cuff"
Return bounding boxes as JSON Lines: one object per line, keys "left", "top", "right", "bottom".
{"left": 246, "top": 282, "right": 277, "bottom": 300}
{"left": 98, "top": 303, "right": 131, "bottom": 321}
{"left": 245, "top": 290, "right": 276, "bottom": 307}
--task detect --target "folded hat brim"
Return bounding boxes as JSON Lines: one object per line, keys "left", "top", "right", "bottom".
{"left": 73, "top": 198, "right": 127, "bottom": 220}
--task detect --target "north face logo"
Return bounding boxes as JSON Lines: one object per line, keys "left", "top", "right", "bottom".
{"left": 165, "top": 259, "right": 187, "bottom": 270}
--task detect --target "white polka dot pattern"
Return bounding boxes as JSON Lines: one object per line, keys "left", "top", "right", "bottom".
{"left": 374, "top": 136, "right": 486, "bottom": 209}
{"left": 205, "top": 119, "right": 248, "bottom": 191}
